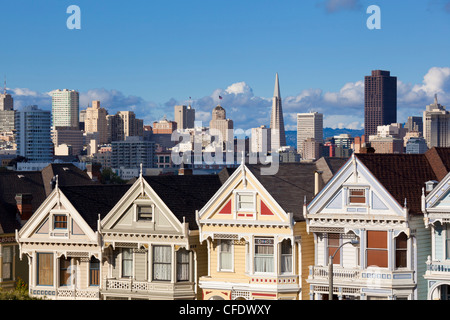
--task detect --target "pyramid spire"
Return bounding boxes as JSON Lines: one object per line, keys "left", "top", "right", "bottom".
{"left": 274, "top": 72, "right": 281, "bottom": 98}
{"left": 270, "top": 73, "right": 286, "bottom": 150}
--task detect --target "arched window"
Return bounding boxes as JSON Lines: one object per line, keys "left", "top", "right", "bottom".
{"left": 395, "top": 233, "right": 408, "bottom": 269}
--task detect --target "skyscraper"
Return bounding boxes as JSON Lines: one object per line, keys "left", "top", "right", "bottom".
{"left": 85, "top": 100, "right": 108, "bottom": 144}
{"left": 423, "top": 94, "right": 450, "bottom": 148}
{"left": 51, "top": 89, "right": 79, "bottom": 129}
{"left": 0, "top": 82, "right": 13, "bottom": 111}
{"left": 209, "top": 104, "right": 233, "bottom": 150}
{"left": 15, "top": 105, "right": 52, "bottom": 162}
{"left": 297, "top": 112, "right": 323, "bottom": 159}
{"left": 270, "top": 73, "right": 286, "bottom": 151}
{"left": 174, "top": 105, "right": 195, "bottom": 130}
{"left": 364, "top": 70, "right": 397, "bottom": 139}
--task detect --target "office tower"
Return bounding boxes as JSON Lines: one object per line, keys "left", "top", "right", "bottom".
{"left": 297, "top": 112, "right": 323, "bottom": 158}
{"left": 0, "top": 110, "right": 15, "bottom": 132}
{"left": 0, "top": 82, "right": 13, "bottom": 111}
{"left": 51, "top": 89, "right": 79, "bottom": 129}
{"left": 153, "top": 117, "right": 177, "bottom": 134}
{"left": 15, "top": 105, "right": 52, "bottom": 162}
{"left": 209, "top": 104, "right": 233, "bottom": 150}
{"left": 405, "top": 116, "right": 423, "bottom": 135}
{"left": 270, "top": 73, "right": 286, "bottom": 151}
{"left": 251, "top": 125, "right": 271, "bottom": 154}
{"left": 405, "top": 137, "right": 428, "bottom": 154}
{"left": 107, "top": 111, "right": 143, "bottom": 142}
{"left": 423, "top": 94, "right": 450, "bottom": 148}
{"left": 52, "top": 126, "right": 84, "bottom": 155}
{"left": 85, "top": 100, "right": 108, "bottom": 144}
{"left": 364, "top": 70, "right": 397, "bottom": 138}
{"left": 174, "top": 105, "right": 195, "bottom": 130}
{"left": 111, "top": 136, "right": 155, "bottom": 169}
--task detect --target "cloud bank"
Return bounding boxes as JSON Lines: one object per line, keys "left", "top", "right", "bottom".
{"left": 7, "top": 67, "right": 450, "bottom": 134}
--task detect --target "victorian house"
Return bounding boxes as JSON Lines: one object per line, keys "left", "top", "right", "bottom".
{"left": 422, "top": 148, "right": 450, "bottom": 299}
{"left": 17, "top": 168, "right": 231, "bottom": 300}
{"left": 305, "top": 149, "right": 450, "bottom": 300}
{"left": 16, "top": 181, "right": 130, "bottom": 299}
{"left": 99, "top": 170, "right": 230, "bottom": 300}
{"left": 196, "top": 158, "right": 345, "bottom": 300}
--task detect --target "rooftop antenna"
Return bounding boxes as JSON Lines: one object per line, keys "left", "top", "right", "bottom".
{"left": 434, "top": 93, "right": 438, "bottom": 105}
{"left": 3, "top": 76, "right": 6, "bottom": 95}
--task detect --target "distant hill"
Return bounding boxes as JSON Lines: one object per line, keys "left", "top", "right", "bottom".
{"left": 285, "top": 128, "right": 365, "bottom": 148}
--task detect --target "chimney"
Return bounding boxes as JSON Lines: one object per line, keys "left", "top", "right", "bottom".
{"left": 15, "top": 193, "right": 33, "bottom": 221}
{"left": 314, "top": 170, "right": 323, "bottom": 195}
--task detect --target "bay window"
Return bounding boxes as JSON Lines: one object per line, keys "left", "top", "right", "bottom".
{"left": 254, "top": 238, "right": 274, "bottom": 273}
{"left": 153, "top": 245, "right": 171, "bottom": 281}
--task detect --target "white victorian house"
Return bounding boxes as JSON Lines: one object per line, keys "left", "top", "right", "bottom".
{"left": 304, "top": 151, "right": 445, "bottom": 300}
{"left": 423, "top": 169, "right": 450, "bottom": 299}
{"left": 16, "top": 181, "right": 131, "bottom": 299}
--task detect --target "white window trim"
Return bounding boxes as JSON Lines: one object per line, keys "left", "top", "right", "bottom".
{"left": 133, "top": 200, "right": 155, "bottom": 224}
{"left": 49, "top": 209, "right": 69, "bottom": 238}
{"left": 233, "top": 190, "right": 257, "bottom": 218}
{"left": 217, "top": 239, "right": 234, "bottom": 272}
{"left": 253, "top": 236, "right": 276, "bottom": 275}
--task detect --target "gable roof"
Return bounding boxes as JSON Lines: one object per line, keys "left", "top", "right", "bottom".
{"left": 355, "top": 152, "right": 439, "bottom": 215}
{"left": 245, "top": 159, "right": 348, "bottom": 222}
{"left": 41, "top": 163, "right": 98, "bottom": 196}
{"left": 143, "top": 173, "right": 228, "bottom": 230}
{"left": 59, "top": 184, "right": 132, "bottom": 230}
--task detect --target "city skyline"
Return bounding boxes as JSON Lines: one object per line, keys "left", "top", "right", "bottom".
{"left": 1, "top": 1, "right": 450, "bottom": 131}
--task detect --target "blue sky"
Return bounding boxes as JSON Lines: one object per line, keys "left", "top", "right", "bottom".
{"left": 1, "top": 0, "right": 450, "bottom": 131}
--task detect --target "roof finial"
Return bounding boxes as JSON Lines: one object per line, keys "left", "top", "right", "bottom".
{"left": 140, "top": 163, "right": 143, "bottom": 178}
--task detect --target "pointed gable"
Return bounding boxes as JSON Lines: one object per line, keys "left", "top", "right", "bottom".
{"left": 356, "top": 153, "right": 438, "bottom": 215}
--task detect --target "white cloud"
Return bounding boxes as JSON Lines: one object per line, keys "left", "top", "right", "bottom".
{"left": 7, "top": 66, "right": 450, "bottom": 133}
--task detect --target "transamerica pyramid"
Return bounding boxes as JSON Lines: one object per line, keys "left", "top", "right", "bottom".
{"left": 270, "top": 73, "right": 286, "bottom": 151}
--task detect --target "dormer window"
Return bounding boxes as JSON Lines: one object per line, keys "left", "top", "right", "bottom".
{"left": 349, "top": 189, "right": 366, "bottom": 205}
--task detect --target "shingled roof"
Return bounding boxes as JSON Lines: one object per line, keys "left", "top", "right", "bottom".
{"left": 246, "top": 159, "right": 348, "bottom": 222}
{"left": 143, "top": 172, "right": 229, "bottom": 230}
{"left": 59, "top": 184, "right": 132, "bottom": 230}
{"left": 355, "top": 147, "right": 450, "bottom": 216}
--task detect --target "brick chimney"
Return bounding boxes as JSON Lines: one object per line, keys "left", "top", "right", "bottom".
{"left": 15, "top": 193, "right": 33, "bottom": 221}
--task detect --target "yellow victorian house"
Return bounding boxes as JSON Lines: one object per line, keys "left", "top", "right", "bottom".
{"left": 196, "top": 158, "right": 346, "bottom": 300}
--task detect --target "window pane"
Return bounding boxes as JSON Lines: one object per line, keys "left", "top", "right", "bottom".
{"left": 122, "top": 249, "right": 132, "bottom": 278}
{"left": 60, "top": 258, "right": 71, "bottom": 286}
{"left": 281, "top": 240, "right": 292, "bottom": 273}
{"left": 38, "top": 253, "right": 53, "bottom": 286}
{"left": 2, "top": 247, "right": 12, "bottom": 280}
{"left": 220, "top": 240, "right": 232, "bottom": 270}
{"left": 54, "top": 215, "right": 67, "bottom": 229}
{"left": 349, "top": 189, "right": 365, "bottom": 204}
{"left": 255, "top": 238, "right": 274, "bottom": 273}
{"left": 177, "top": 249, "right": 190, "bottom": 281}
{"left": 153, "top": 246, "right": 171, "bottom": 281}
{"left": 367, "top": 231, "right": 387, "bottom": 249}
{"left": 90, "top": 258, "right": 100, "bottom": 286}
{"left": 237, "top": 193, "right": 254, "bottom": 210}
{"left": 367, "top": 250, "right": 388, "bottom": 268}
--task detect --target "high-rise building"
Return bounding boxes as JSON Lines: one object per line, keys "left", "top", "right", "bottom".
{"left": 111, "top": 136, "right": 155, "bottom": 169}
{"left": 107, "top": 111, "right": 143, "bottom": 142}
{"left": 0, "top": 84, "right": 13, "bottom": 111}
{"left": 405, "top": 116, "right": 423, "bottom": 135}
{"left": 297, "top": 112, "right": 323, "bottom": 158}
{"left": 270, "top": 73, "right": 286, "bottom": 151}
{"left": 51, "top": 89, "right": 79, "bottom": 129}
{"left": 15, "top": 105, "right": 52, "bottom": 162}
{"left": 209, "top": 104, "right": 233, "bottom": 150}
{"left": 250, "top": 125, "right": 271, "bottom": 154}
{"left": 174, "top": 105, "right": 195, "bottom": 130}
{"left": 52, "top": 126, "right": 84, "bottom": 156}
{"left": 364, "top": 70, "right": 397, "bottom": 138}
{"left": 423, "top": 94, "right": 450, "bottom": 148}
{"left": 85, "top": 100, "right": 108, "bottom": 144}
